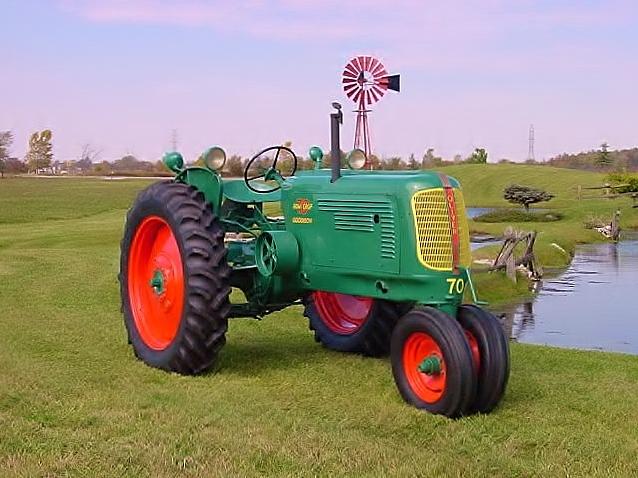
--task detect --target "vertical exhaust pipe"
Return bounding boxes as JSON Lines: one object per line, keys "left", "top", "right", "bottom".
{"left": 330, "top": 102, "right": 343, "bottom": 183}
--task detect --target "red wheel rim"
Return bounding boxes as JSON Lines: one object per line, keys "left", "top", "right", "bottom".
{"left": 313, "top": 291, "right": 373, "bottom": 335}
{"left": 465, "top": 330, "right": 481, "bottom": 372}
{"left": 403, "top": 332, "right": 447, "bottom": 403}
{"left": 128, "top": 216, "right": 184, "bottom": 350}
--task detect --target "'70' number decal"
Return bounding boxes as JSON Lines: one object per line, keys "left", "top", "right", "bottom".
{"left": 446, "top": 277, "right": 466, "bottom": 295}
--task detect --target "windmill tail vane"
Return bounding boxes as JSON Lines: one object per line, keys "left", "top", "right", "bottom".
{"left": 342, "top": 55, "right": 400, "bottom": 168}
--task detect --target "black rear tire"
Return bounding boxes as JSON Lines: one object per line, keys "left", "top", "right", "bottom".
{"left": 120, "top": 181, "right": 231, "bottom": 375}
{"left": 458, "top": 304, "right": 510, "bottom": 413}
{"left": 391, "top": 306, "right": 476, "bottom": 418}
{"left": 303, "top": 293, "right": 399, "bottom": 356}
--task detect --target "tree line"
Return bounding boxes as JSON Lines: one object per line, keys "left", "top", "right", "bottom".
{"left": 538, "top": 143, "right": 638, "bottom": 172}
{"left": 0, "top": 130, "right": 490, "bottom": 178}
{"left": 2, "top": 128, "right": 636, "bottom": 179}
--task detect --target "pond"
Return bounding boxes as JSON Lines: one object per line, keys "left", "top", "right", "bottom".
{"left": 466, "top": 207, "right": 494, "bottom": 219}
{"left": 465, "top": 206, "right": 548, "bottom": 219}
{"left": 493, "top": 237, "right": 638, "bottom": 355}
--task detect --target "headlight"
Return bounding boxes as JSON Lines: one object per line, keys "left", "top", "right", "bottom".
{"left": 203, "top": 146, "right": 226, "bottom": 171}
{"left": 347, "top": 148, "right": 366, "bottom": 170}
{"left": 309, "top": 146, "right": 323, "bottom": 163}
{"left": 162, "top": 151, "right": 184, "bottom": 172}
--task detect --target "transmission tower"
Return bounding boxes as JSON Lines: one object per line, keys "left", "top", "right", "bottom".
{"left": 528, "top": 124, "right": 535, "bottom": 161}
{"left": 171, "top": 129, "right": 178, "bottom": 151}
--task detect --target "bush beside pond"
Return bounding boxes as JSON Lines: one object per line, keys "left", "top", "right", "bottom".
{"left": 474, "top": 209, "right": 563, "bottom": 223}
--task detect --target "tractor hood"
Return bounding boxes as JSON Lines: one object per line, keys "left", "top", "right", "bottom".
{"left": 287, "top": 168, "right": 462, "bottom": 196}
{"left": 278, "top": 168, "right": 471, "bottom": 309}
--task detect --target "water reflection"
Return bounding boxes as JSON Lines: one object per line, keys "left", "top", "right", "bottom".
{"left": 491, "top": 237, "right": 638, "bottom": 355}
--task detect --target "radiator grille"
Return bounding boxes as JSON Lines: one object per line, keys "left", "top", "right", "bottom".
{"left": 454, "top": 189, "right": 472, "bottom": 268}
{"left": 411, "top": 188, "right": 471, "bottom": 271}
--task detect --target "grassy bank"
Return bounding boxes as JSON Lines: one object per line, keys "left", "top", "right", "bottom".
{"left": 435, "top": 164, "right": 638, "bottom": 305}
{"left": 1, "top": 173, "right": 637, "bottom": 476}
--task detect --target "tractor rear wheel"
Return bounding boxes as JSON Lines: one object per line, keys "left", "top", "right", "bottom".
{"left": 303, "top": 292, "right": 399, "bottom": 356}
{"left": 458, "top": 304, "right": 510, "bottom": 413}
{"left": 120, "top": 181, "right": 231, "bottom": 374}
{"left": 391, "top": 307, "right": 476, "bottom": 417}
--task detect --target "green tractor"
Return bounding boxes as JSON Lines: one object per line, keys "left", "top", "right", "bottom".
{"left": 119, "top": 104, "right": 509, "bottom": 418}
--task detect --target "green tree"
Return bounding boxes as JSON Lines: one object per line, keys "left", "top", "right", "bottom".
{"left": 421, "top": 148, "right": 442, "bottom": 168}
{"left": 224, "top": 155, "right": 244, "bottom": 177}
{"left": 407, "top": 153, "right": 418, "bottom": 169}
{"left": 0, "top": 131, "right": 14, "bottom": 178}
{"left": 276, "top": 141, "right": 296, "bottom": 176}
{"left": 597, "top": 142, "right": 611, "bottom": 168}
{"left": 383, "top": 156, "right": 405, "bottom": 170}
{"left": 368, "top": 153, "right": 381, "bottom": 170}
{"left": 25, "top": 130, "right": 53, "bottom": 173}
{"left": 467, "top": 148, "right": 488, "bottom": 164}
{"left": 503, "top": 184, "right": 554, "bottom": 211}
{"left": 4, "top": 158, "right": 27, "bottom": 174}
{"left": 114, "top": 154, "right": 141, "bottom": 171}
{"left": 93, "top": 160, "right": 113, "bottom": 175}
{"left": 76, "top": 157, "right": 93, "bottom": 172}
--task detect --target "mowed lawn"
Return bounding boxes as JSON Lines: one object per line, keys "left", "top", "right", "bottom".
{"left": 1, "top": 175, "right": 638, "bottom": 477}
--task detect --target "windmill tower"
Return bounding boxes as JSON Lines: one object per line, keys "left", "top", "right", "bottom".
{"left": 341, "top": 56, "right": 400, "bottom": 168}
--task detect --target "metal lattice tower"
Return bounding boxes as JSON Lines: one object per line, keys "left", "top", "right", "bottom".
{"left": 528, "top": 124, "right": 535, "bottom": 161}
{"left": 171, "top": 129, "right": 178, "bottom": 152}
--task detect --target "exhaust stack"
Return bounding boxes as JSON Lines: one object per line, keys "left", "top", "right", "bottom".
{"left": 330, "top": 102, "right": 342, "bottom": 183}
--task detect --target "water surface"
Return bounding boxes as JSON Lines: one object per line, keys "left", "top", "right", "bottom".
{"left": 494, "top": 239, "right": 638, "bottom": 354}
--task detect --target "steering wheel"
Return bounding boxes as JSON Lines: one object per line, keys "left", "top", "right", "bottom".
{"left": 244, "top": 146, "right": 298, "bottom": 193}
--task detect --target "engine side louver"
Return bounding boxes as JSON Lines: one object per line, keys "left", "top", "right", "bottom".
{"left": 317, "top": 199, "right": 396, "bottom": 259}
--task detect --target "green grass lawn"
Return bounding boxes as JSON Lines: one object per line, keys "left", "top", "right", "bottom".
{"left": 1, "top": 172, "right": 638, "bottom": 477}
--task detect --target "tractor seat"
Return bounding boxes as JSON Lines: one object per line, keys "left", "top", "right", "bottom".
{"left": 222, "top": 179, "right": 281, "bottom": 204}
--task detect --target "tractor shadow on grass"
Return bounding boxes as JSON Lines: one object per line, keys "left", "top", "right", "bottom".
{"left": 219, "top": 336, "right": 329, "bottom": 377}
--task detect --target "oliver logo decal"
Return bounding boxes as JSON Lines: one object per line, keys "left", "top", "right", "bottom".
{"left": 293, "top": 198, "right": 313, "bottom": 215}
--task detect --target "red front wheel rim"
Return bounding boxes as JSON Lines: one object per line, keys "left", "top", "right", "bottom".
{"left": 313, "top": 291, "right": 374, "bottom": 335}
{"left": 403, "top": 332, "right": 447, "bottom": 403}
{"left": 128, "top": 216, "right": 184, "bottom": 350}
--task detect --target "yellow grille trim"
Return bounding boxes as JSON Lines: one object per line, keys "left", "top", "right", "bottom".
{"left": 454, "top": 189, "right": 472, "bottom": 268}
{"left": 411, "top": 188, "right": 471, "bottom": 271}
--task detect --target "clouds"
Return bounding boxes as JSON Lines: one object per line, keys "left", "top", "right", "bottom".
{"left": 58, "top": 1, "right": 635, "bottom": 35}
{"left": 56, "top": 0, "right": 638, "bottom": 72}
{"left": 5, "top": 1, "right": 636, "bottom": 162}
{"left": 57, "top": 0, "right": 402, "bottom": 40}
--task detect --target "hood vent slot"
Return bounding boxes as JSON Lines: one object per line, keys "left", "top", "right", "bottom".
{"left": 317, "top": 199, "right": 396, "bottom": 259}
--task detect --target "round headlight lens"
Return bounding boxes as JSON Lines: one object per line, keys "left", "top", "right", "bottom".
{"left": 162, "top": 151, "right": 184, "bottom": 173}
{"left": 203, "top": 146, "right": 226, "bottom": 171}
{"left": 347, "top": 148, "right": 367, "bottom": 170}
{"left": 309, "top": 146, "right": 323, "bottom": 162}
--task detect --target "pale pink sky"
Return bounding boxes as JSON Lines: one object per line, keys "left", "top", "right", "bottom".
{"left": 3, "top": 0, "right": 638, "bottom": 163}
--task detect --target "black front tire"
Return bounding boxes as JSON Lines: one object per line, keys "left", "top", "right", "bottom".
{"left": 120, "top": 181, "right": 231, "bottom": 375}
{"left": 458, "top": 304, "right": 510, "bottom": 413}
{"left": 391, "top": 307, "right": 476, "bottom": 418}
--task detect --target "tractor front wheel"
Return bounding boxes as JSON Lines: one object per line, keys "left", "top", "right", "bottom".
{"left": 120, "top": 181, "right": 231, "bottom": 374}
{"left": 391, "top": 307, "right": 476, "bottom": 417}
{"left": 303, "top": 292, "right": 399, "bottom": 356}
{"left": 458, "top": 304, "right": 510, "bottom": 413}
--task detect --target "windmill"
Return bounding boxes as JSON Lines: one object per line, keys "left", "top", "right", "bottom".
{"left": 342, "top": 55, "right": 400, "bottom": 168}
